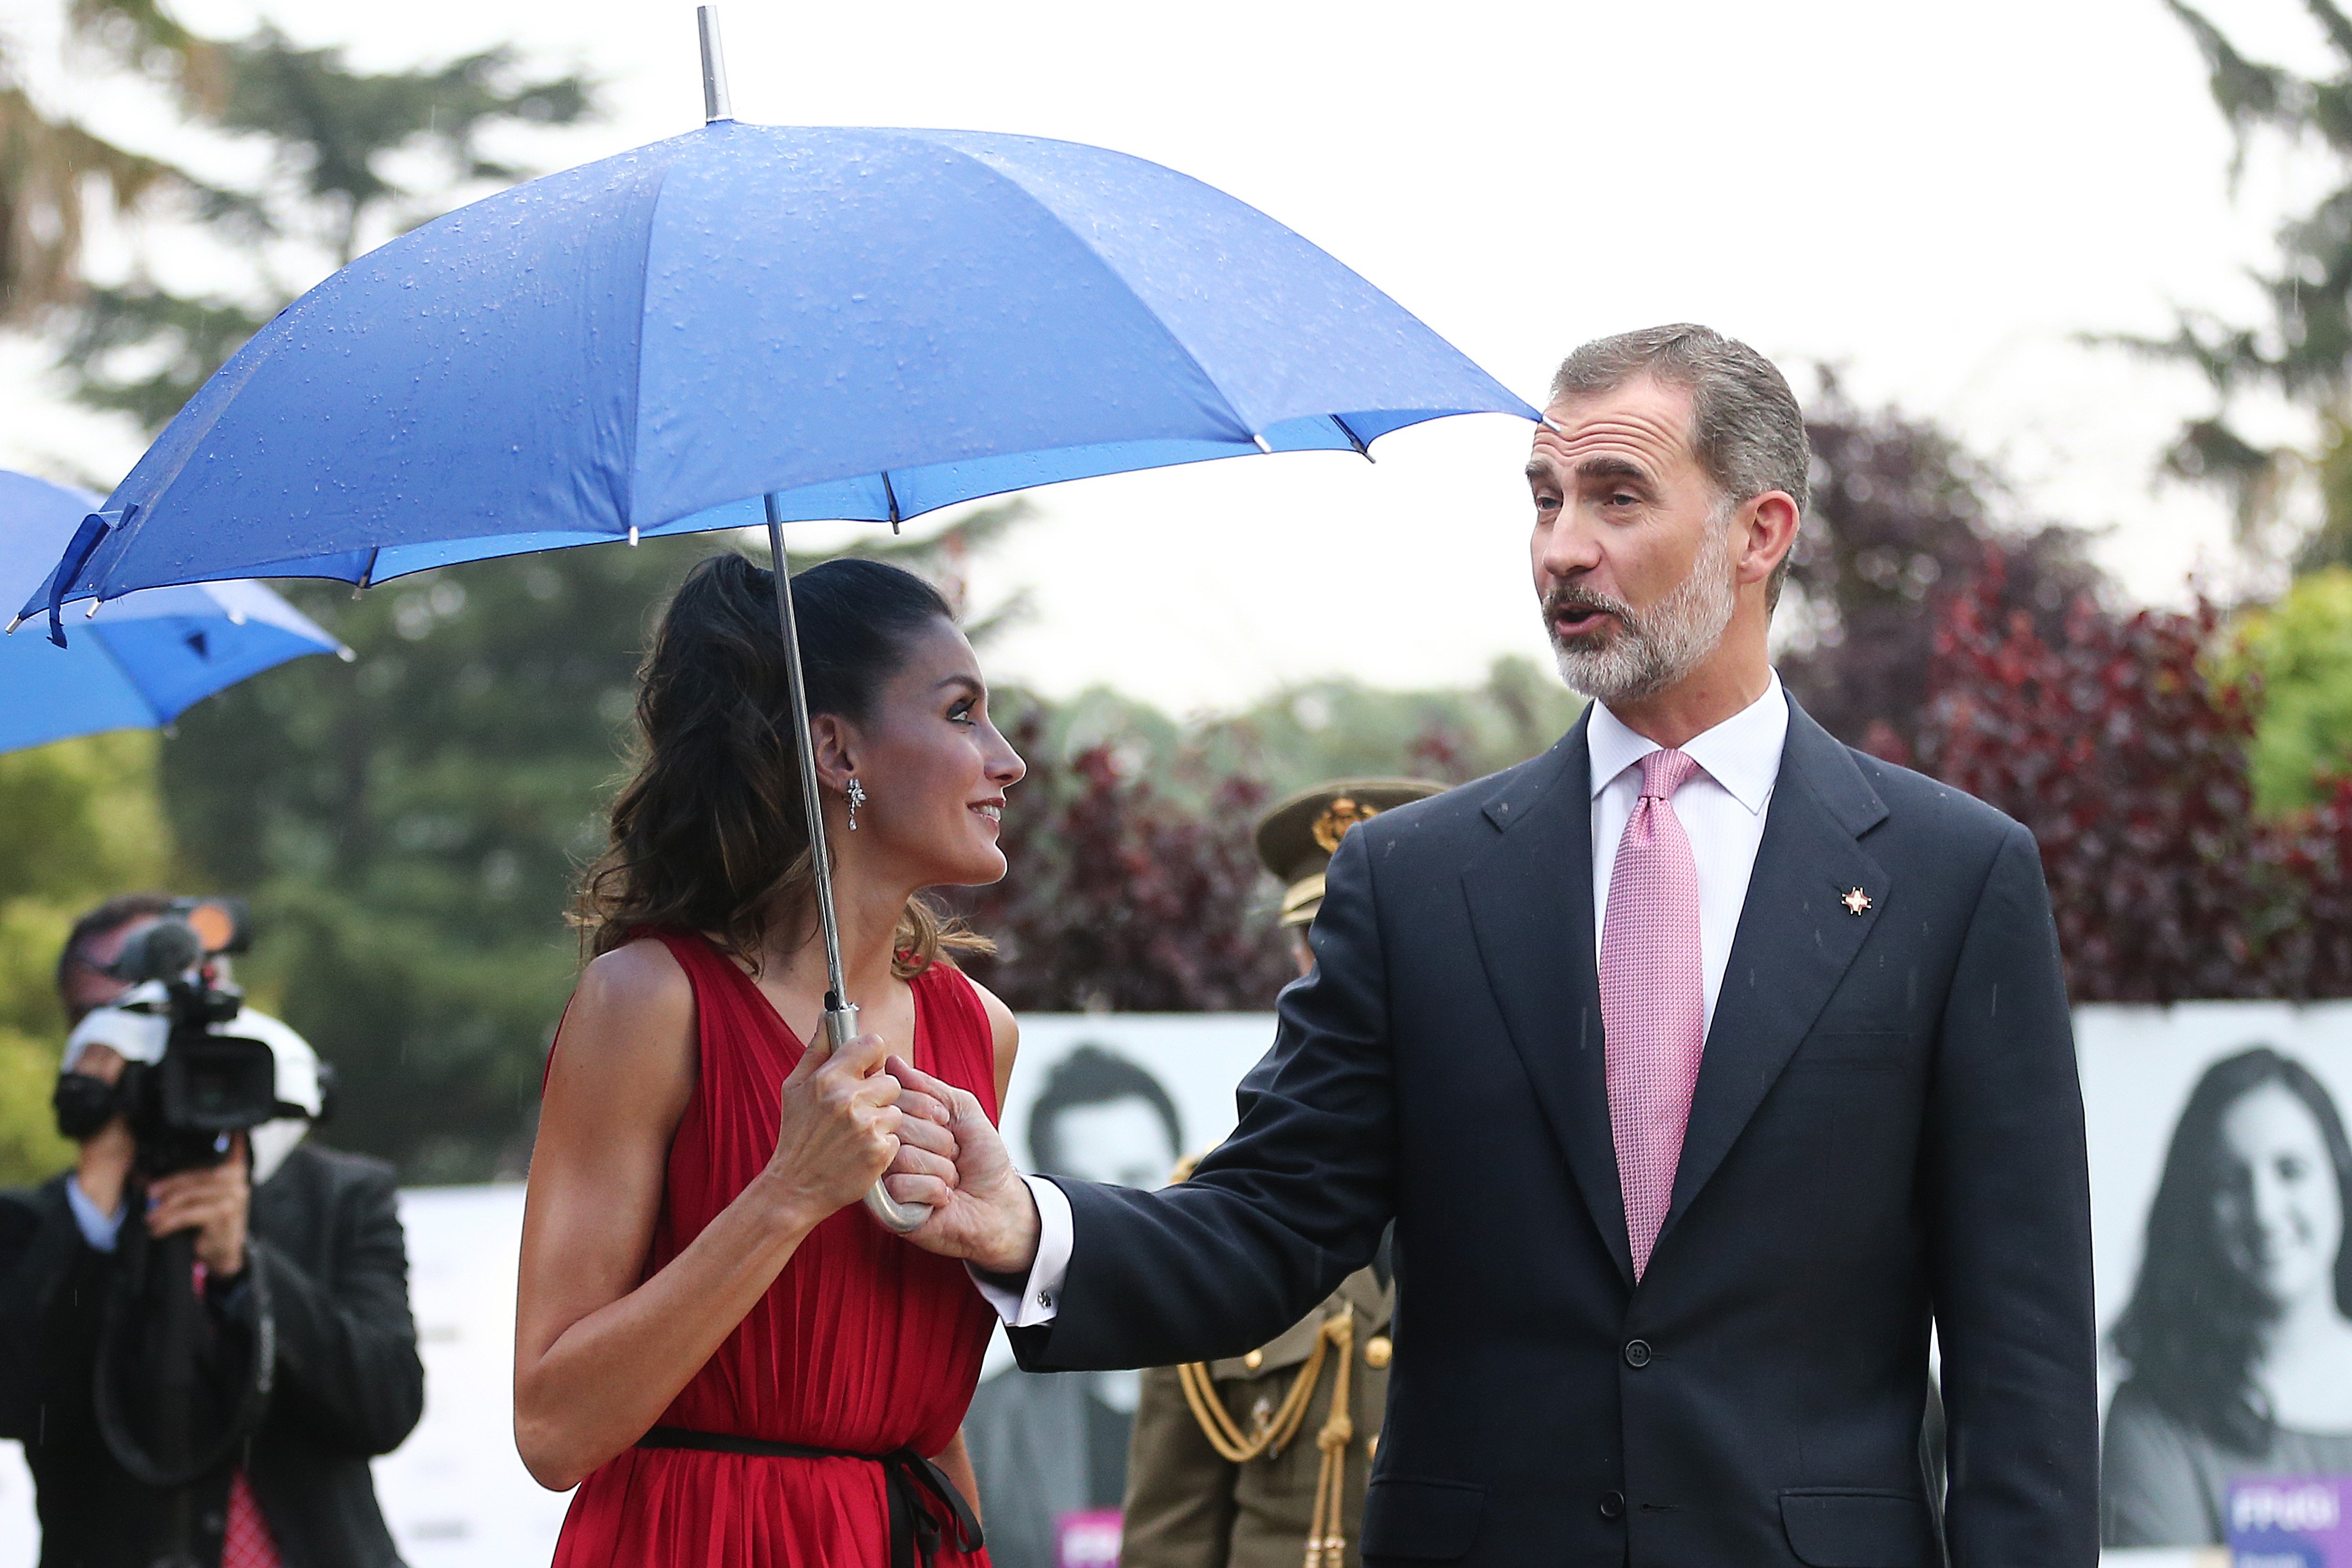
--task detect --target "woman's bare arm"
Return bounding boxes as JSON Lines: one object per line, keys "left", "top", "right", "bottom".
{"left": 513, "top": 939, "right": 940, "bottom": 1489}
{"left": 933, "top": 1429, "right": 982, "bottom": 1525}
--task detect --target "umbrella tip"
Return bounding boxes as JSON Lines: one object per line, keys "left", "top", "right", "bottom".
{"left": 698, "top": 7, "right": 734, "bottom": 124}
{"left": 627, "top": 524, "right": 641, "bottom": 547}
{"left": 1251, "top": 433, "right": 1273, "bottom": 455}
{"left": 3, "top": 613, "right": 20, "bottom": 636}
{"left": 85, "top": 597, "right": 102, "bottom": 618}
{"left": 337, "top": 646, "right": 357, "bottom": 664}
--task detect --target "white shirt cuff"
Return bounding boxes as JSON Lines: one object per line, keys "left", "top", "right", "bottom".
{"left": 65, "top": 1174, "right": 124, "bottom": 1253}
{"left": 967, "top": 1173, "right": 1072, "bottom": 1326}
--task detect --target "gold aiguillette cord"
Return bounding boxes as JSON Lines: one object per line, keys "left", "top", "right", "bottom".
{"left": 1174, "top": 1305, "right": 1358, "bottom": 1568}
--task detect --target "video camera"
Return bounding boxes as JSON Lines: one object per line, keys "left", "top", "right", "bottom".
{"left": 53, "top": 897, "right": 323, "bottom": 1177}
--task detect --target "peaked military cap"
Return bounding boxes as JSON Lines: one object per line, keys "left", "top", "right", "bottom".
{"left": 1255, "top": 778, "right": 1445, "bottom": 928}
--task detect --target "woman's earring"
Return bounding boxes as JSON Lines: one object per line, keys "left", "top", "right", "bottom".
{"left": 846, "top": 777, "right": 866, "bottom": 831}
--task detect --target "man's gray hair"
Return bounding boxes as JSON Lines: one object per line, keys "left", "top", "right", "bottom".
{"left": 1551, "top": 324, "right": 1808, "bottom": 607}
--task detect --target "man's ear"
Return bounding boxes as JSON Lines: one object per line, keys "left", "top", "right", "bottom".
{"left": 808, "top": 712, "right": 861, "bottom": 793}
{"left": 1737, "top": 490, "right": 1801, "bottom": 589}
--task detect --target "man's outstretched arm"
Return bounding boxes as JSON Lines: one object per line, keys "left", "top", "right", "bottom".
{"left": 897, "top": 824, "right": 1399, "bottom": 1371}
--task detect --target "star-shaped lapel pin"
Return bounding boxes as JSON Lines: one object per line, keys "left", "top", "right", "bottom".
{"left": 1841, "top": 887, "right": 1874, "bottom": 916}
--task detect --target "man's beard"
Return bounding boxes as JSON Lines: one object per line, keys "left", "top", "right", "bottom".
{"left": 1546, "top": 520, "right": 1737, "bottom": 705}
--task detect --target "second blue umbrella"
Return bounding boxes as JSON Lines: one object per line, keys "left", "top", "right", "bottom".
{"left": 0, "top": 470, "right": 345, "bottom": 755}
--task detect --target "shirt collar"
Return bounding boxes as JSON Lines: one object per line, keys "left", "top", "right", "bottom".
{"left": 1586, "top": 672, "right": 1789, "bottom": 816}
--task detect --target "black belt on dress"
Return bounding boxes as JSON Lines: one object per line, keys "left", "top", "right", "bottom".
{"left": 636, "top": 1425, "right": 984, "bottom": 1568}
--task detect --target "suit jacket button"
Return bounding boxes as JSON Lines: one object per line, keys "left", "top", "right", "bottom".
{"left": 1623, "top": 1338, "right": 1653, "bottom": 1368}
{"left": 1243, "top": 1349, "right": 1263, "bottom": 1370}
{"left": 1600, "top": 1491, "right": 1626, "bottom": 1520}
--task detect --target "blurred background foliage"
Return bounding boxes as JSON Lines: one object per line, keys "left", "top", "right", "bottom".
{"left": 2224, "top": 566, "right": 2352, "bottom": 813}
{"left": 2137, "top": 0, "right": 2352, "bottom": 573}
{"left": 0, "top": 732, "right": 173, "bottom": 1182}
{"left": 0, "top": 0, "right": 2345, "bottom": 1181}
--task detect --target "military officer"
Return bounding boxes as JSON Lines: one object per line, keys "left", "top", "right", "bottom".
{"left": 1118, "top": 780, "right": 1443, "bottom": 1568}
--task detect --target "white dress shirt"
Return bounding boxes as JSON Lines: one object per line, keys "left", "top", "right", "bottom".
{"left": 975, "top": 674, "right": 1792, "bottom": 1327}
{"left": 1587, "top": 674, "right": 1788, "bottom": 1035}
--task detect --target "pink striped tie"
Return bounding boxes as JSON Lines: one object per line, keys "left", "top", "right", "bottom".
{"left": 1600, "top": 747, "right": 1706, "bottom": 1283}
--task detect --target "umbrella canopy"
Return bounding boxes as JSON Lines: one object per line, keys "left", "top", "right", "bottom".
{"left": 0, "top": 470, "right": 345, "bottom": 753}
{"left": 14, "top": 93, "right": 1534, "bottom": 1233}
{"left": 23, "top": 120, "right": 1534, "bottom": 617}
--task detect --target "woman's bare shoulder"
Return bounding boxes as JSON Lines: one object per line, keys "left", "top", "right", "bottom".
{"left": 578, "top": 936, "right": 693, "bottom": 1009}
{"left": 553, "top": 939, "right": 696, "bottom": 1085}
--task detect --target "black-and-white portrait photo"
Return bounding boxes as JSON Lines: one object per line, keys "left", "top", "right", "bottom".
{"left": 2084, "top": 1006, "right": 2352, "bottom": 1552}
{"left": 964, "top": 1018, "right": 1271, "bottom": 1568}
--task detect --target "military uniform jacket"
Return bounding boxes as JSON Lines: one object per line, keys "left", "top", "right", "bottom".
{"left": 1122, "top": 1265, "right": 1391, "bottom": 1568}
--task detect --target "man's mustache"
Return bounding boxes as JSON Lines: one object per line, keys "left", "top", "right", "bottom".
{"left": 1544, "top": 584, "right": 1637, "bottom": 631}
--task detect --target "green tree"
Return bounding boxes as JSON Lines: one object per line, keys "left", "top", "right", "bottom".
{"left": 1211, "top": 657, "right": 1586, "bottom": 794}
{"left": 59, "top": 20, "right": 593, "bottom": 430}
{"left": 0, "top": 731, "right": 175, "bottom": 1184}
{"left": 0, "top": 2, "right": 204, "bottom": 323}
{"left": 2145, "top": 0, "right": 2352, "bottom": 568}
{"left": 2229, "top": 566, "right": 2352, "bottom": 810}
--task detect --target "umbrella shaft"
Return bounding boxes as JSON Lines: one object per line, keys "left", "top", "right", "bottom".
{"left": 762, "top": 499, "right": 850, "bottom": 1011}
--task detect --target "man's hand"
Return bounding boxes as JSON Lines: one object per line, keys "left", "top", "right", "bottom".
{"left": 74, "top": 1117, "right": 134, "bottom": 1222}
{"left": 145, "top": 1138, "right": 251, "bottom": 1278}
{"left": 883, "top": 1055, "right": 1040, "bottom": 1276}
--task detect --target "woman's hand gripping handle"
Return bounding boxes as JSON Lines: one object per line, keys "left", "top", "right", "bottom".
{"left": 763, "top": 1008, "right": 922, "bottom": 1228}
{"left": 813, "top": 1003, "right": 933, "bottom": 1233}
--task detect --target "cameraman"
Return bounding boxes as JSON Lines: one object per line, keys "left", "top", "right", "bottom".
{"left": 0, "top": 895, "right": 424, "bottom": 1567}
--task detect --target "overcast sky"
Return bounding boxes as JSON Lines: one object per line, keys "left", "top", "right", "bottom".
{"left": 0, "top": 0, "right": 2333, "bottom": 712}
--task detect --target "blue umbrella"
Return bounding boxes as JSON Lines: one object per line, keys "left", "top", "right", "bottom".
{"left": 20, "top": 10, "right": 1536, "bottom": 1227}
{"left": 0, "top": 469, "right": 346, "bottom": 755}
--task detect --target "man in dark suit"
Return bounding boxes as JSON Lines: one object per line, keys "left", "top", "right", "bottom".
{"left": 0, "top": 895, "right": 423, "bottom": 1567}
{"left": 899, "top": 324, "right": 2097, "bottom": 1567}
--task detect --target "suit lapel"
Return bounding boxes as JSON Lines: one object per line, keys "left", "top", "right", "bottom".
{"left": 1460, "top": 713, "right": 1635, "bottom": 1287}
{"left": 1659, "top": 704, "right": 1891, "bottom": 1245}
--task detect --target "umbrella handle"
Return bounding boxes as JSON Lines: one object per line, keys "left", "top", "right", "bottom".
{"left": 825, "top": 1004, "right": 932, "bottom": 1234}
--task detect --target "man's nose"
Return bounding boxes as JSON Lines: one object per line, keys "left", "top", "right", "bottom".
{"left": 1537, "top": 515, "right": 1603, "bottom": 581}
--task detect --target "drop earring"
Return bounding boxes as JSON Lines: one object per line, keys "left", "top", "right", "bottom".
{"left": 846, "top": 777, "right": 866, "bottom": 831}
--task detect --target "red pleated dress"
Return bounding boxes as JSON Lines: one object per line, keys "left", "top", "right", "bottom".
{"left": 550, "top": 930, "right": 998, "bottom": 1568}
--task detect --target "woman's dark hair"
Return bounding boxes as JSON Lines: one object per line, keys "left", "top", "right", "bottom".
{"left": 1027, "top": 1045, "right": 1184, "bottom": 1176}
{"left": 2110, "top": 1045, "right": 2352, "bottom": 1452}
{"left": 576, "top": 551, "right": 992, "bottom": 975}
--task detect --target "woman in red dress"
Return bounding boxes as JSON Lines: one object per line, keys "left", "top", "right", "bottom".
{"left": 515, "top": 554, "right": 1027, "bottom": 1567}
